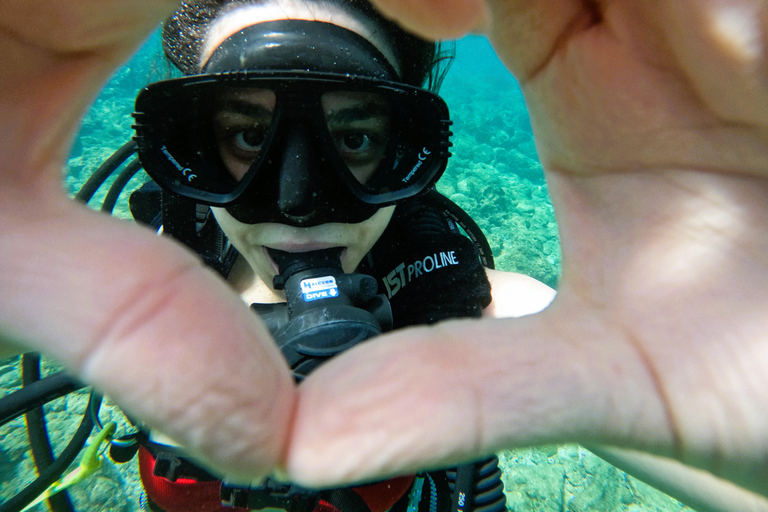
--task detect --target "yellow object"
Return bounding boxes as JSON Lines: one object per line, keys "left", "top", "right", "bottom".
{"left": 22, "top": 422, "right": 117, "bottom": 512}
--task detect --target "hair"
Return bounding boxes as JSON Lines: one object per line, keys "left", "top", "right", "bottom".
{"left": 162, "top": 0, "right": 453, "bottom": 90}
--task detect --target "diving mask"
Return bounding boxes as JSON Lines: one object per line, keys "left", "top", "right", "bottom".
{"left": 133, "top": 71, "right": 452, "bottom": 225}
{"left": 133, "top": 19, "right": 452, "bottom": 226}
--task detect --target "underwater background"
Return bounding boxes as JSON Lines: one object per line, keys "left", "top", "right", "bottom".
{"left": 0, "top": 32, "right": 694, "bottom": 511}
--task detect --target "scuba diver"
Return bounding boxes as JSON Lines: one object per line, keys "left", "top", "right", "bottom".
{"left": 0, "top": 0, "right": 554, "bottom": 511}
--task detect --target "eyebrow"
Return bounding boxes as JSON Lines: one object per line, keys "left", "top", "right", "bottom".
{"left": 326, "top": 102, "right": 390, "bottom": 124}
{"left": 216, "top": 100, "right": 274, "bottom": 119}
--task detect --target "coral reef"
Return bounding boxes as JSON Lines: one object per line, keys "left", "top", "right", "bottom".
{"left": 438, "top": 37, "right": 560, "bottom": 287}
{"left": 499, "top": 446, "right": 691, "bottom": 512}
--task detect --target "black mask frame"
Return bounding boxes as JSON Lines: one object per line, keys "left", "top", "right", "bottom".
{"left": 133, "top": 71, "right": 453, "bottom": 226}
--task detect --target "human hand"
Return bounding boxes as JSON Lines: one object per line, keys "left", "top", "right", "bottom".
{"left": 5, "top": 0, "right": 768, "bottom": 503}
{"left": 287, "top": 0, "right": 768, "bottom": 500}
{"left": 0, "top": 0, "right": 295, "bottom": 480}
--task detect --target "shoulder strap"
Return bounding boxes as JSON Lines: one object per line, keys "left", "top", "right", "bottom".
{"left": 421, "top": 189, "right": 494, "bottom": 270}
{"left": 128, "top": 181, "right": 238, "bottom": 278}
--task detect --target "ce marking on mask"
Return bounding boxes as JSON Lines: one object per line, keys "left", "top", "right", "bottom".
{"left": 161, "top": 145, "right": 198, "bottom": 182}
{"left": 401, "top": 147, "right": 431, "bottom": 183}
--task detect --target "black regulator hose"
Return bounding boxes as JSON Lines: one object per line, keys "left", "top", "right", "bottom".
{"left": 101, "top": 158, "right": 143, "bottom": 214}
{"left": 21, "top": 354, "right": 76, "bottom": 512}
{"left": 74, "top": 140, "right": 137, "bottom": 204}
{"left": 0, "top": 371, "right": 86, "bottom": 426}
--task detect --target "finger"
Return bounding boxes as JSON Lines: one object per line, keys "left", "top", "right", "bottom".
{"left": 367, "top": 0, "right": 490, "bottom": 40}
{"left": 368, "top": 0, "right": 591, "bottom": 79}
{"left": 661, "top": 0, "right": 768, "bottom": 128}
{"left": 285, "top": 302, "right": 675, "bottom": 487}
{"left": 0, "top": 0, "right": 176, "bottom": 51}
{"left": 0, "top": 194, "right": 296, "bottom": 480}
{"left": 588, "top": 447, "right": 768, "bottom": 512}
{"left": 0, "top": 0, "right": 177, "bottom": 184}
{"left": 287, "top": 169, "right": 768, "bottom": 493}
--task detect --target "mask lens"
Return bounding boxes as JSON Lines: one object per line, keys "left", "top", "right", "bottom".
{"left": 321, "top": 91, "right": 391, "bottom": 184}
{"left": 135, "top": 81, "right": 278, "bottom": 201}
{"left": 212, "top": 88, "right": 277, "bottom": 182}
{"left": 319, "top": 87, "right": 449, "bottom": 202}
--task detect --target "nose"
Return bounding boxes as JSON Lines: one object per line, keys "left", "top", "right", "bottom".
{"left": 277, "top": 124, "right": 318, "bottom": 223}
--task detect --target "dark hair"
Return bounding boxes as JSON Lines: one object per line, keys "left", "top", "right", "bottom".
{"left": 162, "top": 0, "right": 453, "bottom": 90}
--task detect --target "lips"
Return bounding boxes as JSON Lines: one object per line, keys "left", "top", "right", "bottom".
{"left": 265, "top": 241, "right": 345, "bottom": 253}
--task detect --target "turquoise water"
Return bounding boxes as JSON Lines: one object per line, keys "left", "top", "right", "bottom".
{"left": 438, "top": 36, "right": 560, "bottom": 287}
{"left": 0, "top": 32, "right": 694, "bottom": 512}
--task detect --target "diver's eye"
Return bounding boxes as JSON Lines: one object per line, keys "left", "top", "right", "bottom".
{"left": 212, "top": 89, "right": 276, "bottom": 180}
{"left": 233, "top": 127, "right": 267, "bottom": 152}
{"left": 341, "top": 132, "right": 371, "bottom": 151}
{"left": 214, "top": 122, "right": 270, "bottom": 180}
{"left": 334, "top": 130, "right": 384, "bottom": 160}
{"left": 330, "top": 129, "right": 387, "bottom": 184}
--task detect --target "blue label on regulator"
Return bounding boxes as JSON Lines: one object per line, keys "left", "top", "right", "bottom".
{"left": 300, "top": 276, "right": 339, "bottom": 302}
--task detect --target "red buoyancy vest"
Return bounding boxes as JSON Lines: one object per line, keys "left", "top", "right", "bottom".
{"left": 139, "top": 447, "right": 415, "bottom": 512}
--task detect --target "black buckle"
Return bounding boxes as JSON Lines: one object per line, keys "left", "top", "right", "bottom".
{"left": 152, "top": 451, "right": 217, "bottom": 482}
{"left": 221, "top": 479, "right": 319, "bottom": 512}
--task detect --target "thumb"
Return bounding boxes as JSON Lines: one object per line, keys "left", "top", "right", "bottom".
{"left": 368, "top": 0, "right": 489, "bottom": 39}
{"left": 285, "top": 304, "right": 673, "bottom": 486}
{"left": 0, "top": 194, "right": 296, "bottom": 480}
